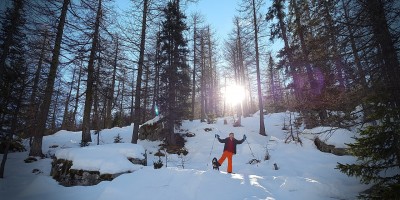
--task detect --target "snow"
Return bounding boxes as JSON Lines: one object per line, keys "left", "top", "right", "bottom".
{"left": 302, "top": 126, "right": 357, "bottom": 148}
{"left": 55, "top": 143, "right": 145, "bottom": 174}
{"left": 0, "top": 112, "right": 369, "bottom": 200}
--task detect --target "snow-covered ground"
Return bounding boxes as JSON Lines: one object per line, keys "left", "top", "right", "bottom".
{"left": 0, "top": 112, "right": 369, "bottom": 200}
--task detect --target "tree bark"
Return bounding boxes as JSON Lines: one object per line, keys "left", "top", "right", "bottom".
{"left": 132, "top": 0, "right": 148, "bottom": 144}
{"left": 106, "top": 37, "right": 119, "bottom": 129}
{"left": 151, "top": 31, "right": 161, "bottom": 118}
{"left": 191, "top": 17, "right": 197, "bottom": 120}
{"left": 72, "top": 62, "right": 82, "bottom": 131}
{"left": 252, "top": 0, "right": 266, "bottom": 135}
{"left": 200, "top": 33, "right": 206, "bottom": 122}
{"left": 28, "top": 29, "right": 48, "bottom": 142}
{"left": 82, "top": 0, "right": 103, "bottom": 144}
{"left": 143, "top": 62, "right": 150, "bottom": 123}
{"left": 61, "top": 66, "right": 75, "bottom": 130}
{"left": 30, "top": 0, "right": 70, "bottom": 156}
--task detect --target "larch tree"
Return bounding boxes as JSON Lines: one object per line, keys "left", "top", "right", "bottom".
{"left": 81, "top": 0, "right": 104, "bottom": 145}
{"left": 189, "top": 13, "right": 202, "bottom": 120}
{"left": 250, "top": 0, "right": 266, "bottom": 135}
{"left": 131, "top": 0, "right": 149, "bottom": 144}
{"left": 29, "top": 0, "right": 70, "bottom": 156}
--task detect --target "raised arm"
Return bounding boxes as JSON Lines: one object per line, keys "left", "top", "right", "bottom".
{"left": 215, "top": 134, "right": 225, "bottom": 143}
{"left": 237, "top": 134, "right": 246, "bottom": 144}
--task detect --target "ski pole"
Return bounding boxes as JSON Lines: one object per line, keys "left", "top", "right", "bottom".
{"left": 207, "top": 127, "right": 222, "bottom": 168}
{"left": 207, "top": 135, "right": 216, "bottom": 168}
{"left": 246, "top": 139, "right": 256, "bottom": 159}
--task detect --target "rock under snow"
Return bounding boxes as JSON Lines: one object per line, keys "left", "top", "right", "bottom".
{"left": 51, "top": 143, "right": 146, "bottom": 186}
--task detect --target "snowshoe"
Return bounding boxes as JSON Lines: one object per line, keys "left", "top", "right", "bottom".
{"left": 212, "top": 157, "right": 220, "bottom": 170}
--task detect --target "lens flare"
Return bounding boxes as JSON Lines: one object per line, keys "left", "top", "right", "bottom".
{"left": 223, "top": 84, "right": 245, "bottom": 105}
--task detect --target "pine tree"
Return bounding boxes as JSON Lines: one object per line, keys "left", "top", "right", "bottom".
{"left": 337, "top": 100, "right": 400, "bottom": 199}
{"left": 0, "top": 0, "right": 27, "bottom": 178}
{"left": 0, "top": 0, "right": 26, "bottom": 129}
{"left": 337, "top": 1, "right": 400, "bottom": 198}
{"left": 158, "top": 0, "right": 191, "bottom": 145}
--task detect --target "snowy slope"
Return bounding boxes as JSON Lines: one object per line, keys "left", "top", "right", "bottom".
{"left": 0, "top": 112, "right": 369, "bottom": 200}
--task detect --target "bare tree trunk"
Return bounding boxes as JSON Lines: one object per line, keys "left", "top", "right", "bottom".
{"left": 251, "top": 0, "right": 266, "bottom": 135}
{"left": 120, "top": 69, "right": 126, "bottom": 120}
{"left": 151, "top": 31, "right": 161, "bottom": 118}
{"left": 61, "top": 66, "right": 75, "bottom": 130}
{"left": 132, "top": 0, "right": 148, "bottom": 144}
{"left": 30, "top": 0, "right": 70, "bottom": 156}
{"left": 106, "top": 37, "right": 119, "bottom": 128}
{"left": 234, "top": 17, "right": 243, "bottom": 125}
{"left": 51, "top": 81, "right": 61, "bottom": 133}
{"left": 82, "top": 0, "right": 103, "bottom": 144}
{"left": 200, "top": 33, "right": 206, "bottom": 122}
{"left": 191, "top": 17, "right": 198, "bottom": 121}
{"left": 28, "top": 29, "right": 48, "bottom": 142}
{"left": 72, "top": 63, "right": 82, "bottom": 131}
{"left": 93, "top": 57, "right": 101, "bottom": 144}
{"left": 130, "top": 70, "right": 135, "bottom": 122}
{"left": 143, "top": 62, "right": 150, "bottom": 122}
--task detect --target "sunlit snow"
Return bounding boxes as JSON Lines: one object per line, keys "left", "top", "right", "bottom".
{"left": 0, "top": 112, "right": 368, "bottom": 200}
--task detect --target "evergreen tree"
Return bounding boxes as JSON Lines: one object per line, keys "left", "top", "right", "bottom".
{"left": 0, "top": 0, "right": 27, "bottom": 178}
{"left": 0, "top": 0, "right": 26, "bottom": 130}
{"left": 337, "top": 99, "right": 400, "bottom": 199}
{"left": 337, "top": 1, "right": 400, "bottom": 199}
{"left": 158, "top": 0, "right": 191, "bottom": 145}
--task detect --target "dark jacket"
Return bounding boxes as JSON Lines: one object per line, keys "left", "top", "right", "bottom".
{"left": 218, "top": 137, "right": 245, "bottom": 154}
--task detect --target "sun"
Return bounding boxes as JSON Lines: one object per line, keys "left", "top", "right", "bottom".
{"left": 223, "top": 84, "right": 245, "bottom": 106}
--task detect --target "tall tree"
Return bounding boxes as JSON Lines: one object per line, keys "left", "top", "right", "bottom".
{"left": 250, "top": 0, "right": 266, "bottom": 135}
{"left": 104, "top": 36, "right": 119, "bottom": 129}
{"left": 159, "top": 0, "right": 191, "bottom": 145}
{"left": 81, "top": 0, "right": 103, "bottom": 144}
{"left": 29, "top": 0, "right": 70, "bottom": 156}
{"left": 71, "top": 59, "right": 83, "bottom": 131}
{"left": 266, "top": 0, "right": 302, "bottom": 101}
{"left": 61, "top": 65, "right": 76, "bottom": 130}
{"left": 131, "top": 0, "right": 149, "bottom": 144}
{"left": 199, "top": 28, "right": 206, "bottom": 122}
{"left": 189, "top": 13, "right": 203, "bottom": 120}
{"left": 337, "top": 0, "right": 400, "bottom": 198}
{"left": 0, "top": 0, "right": 27, "bottom": 178}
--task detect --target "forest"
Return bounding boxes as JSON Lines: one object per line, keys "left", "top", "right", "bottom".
{"left": 0, "top": 0, "right": 399, "bottom": 198}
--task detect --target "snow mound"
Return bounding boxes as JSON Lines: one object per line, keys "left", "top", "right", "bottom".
{"left": 55, "top": 143, "right": 145, "bottom": 174}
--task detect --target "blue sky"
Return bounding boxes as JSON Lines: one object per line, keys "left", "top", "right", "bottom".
{"left": 186, "top": 0, "right": 238, "bottom": 43}
{"left": 115, "top": 0, "right": 239, "bottom": 45}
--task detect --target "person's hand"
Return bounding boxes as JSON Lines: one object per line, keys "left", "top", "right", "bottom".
{"left": 215, "top": 134, "right": 220, "bottom": 138}
{"left": 243, "top": 134, "right": 247, "bottom": 140}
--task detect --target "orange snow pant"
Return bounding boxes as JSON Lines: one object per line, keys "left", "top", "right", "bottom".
{"left": 218, "top": 151, "right": 234, "bottom": 173}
